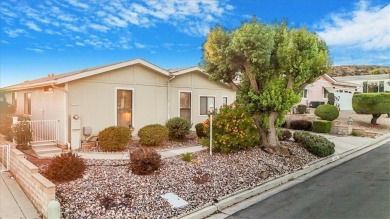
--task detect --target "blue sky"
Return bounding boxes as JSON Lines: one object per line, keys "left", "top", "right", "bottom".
{"left": 1, "top": 0, "right": 389, "bottom": 87}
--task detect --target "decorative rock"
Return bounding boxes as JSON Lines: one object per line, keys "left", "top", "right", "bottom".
{"left": 259, "top": 171, "right": 270, "bottom": 179}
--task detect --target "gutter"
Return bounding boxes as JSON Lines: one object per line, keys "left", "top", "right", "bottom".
{"left": 167, "top": 75, "right": 175, "bottom": 119}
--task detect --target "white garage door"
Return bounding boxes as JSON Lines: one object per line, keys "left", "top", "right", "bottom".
{"left": 334, "top": 90, "right": 354, "bottom": 111}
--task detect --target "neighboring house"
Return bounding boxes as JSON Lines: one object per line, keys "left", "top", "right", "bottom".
{"left": 2, "top": 59, "right": 236, "bottom": 149}
{"left": 333, "top": 74, "right": 390, "bottom": 93}
{"left": 298, "top": 74, "right": 358, "bottom": 110}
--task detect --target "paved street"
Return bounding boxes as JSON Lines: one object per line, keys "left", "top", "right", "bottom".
{"left": 228, "top": 142, "right": 390, "bottom": 219}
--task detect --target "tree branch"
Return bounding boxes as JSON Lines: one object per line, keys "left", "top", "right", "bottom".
{"left": 243, "top": 61, "right": 260, "bottom": 93}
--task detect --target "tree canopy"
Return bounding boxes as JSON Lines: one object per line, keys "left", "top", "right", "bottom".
{"left": 202, "top": 19, "right": 331, "bottom": 153}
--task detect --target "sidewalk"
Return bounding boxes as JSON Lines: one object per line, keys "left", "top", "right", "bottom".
{"left": 0, "top": 172, "right": 40, "bottom": 219}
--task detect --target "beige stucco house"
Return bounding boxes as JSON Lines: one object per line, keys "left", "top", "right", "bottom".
{"left": 3, "top": 59, "right": 236, "bottom": 149}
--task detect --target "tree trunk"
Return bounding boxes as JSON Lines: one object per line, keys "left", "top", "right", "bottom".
{"left": 267, "top": 112, "right": 279, "bottom": 147}
{"left": 371, "top": 114, "right": 381, "bottom": 125}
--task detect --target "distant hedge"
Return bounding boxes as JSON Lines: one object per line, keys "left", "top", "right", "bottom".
{"left": 352, "top": 93, "right": 390, "bottom": 124}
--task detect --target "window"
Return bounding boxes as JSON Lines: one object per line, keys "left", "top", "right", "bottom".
{"left": 222, "top": 97, "right": 228, "bottom": 106}
{"left": 379, "top": 81, "right": 384, "bottom": 92}
{"left": 302, "top": 89, "right": 308, "bottom": 98}
{"left": 116, "top": 89, "right": 133, "bottom": 128}
{"left": 24, "top": 93, "right": 31, "bottom": 115}
{"left": 12, "top": 92, "right": 17, "bottom": 107}
{"left": 323, "top": 88, "right": 328, "bottom": 98}
{"left": 200, "top": 96, "right": 215, "bottom": 115}
{"left": 180, "top": 92, "right": 191, "bottom": 121}
{"left": 43, "top": 86, "right": 53, "bottom": 93}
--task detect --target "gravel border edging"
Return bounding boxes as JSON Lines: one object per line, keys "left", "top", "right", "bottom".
{"left": 178, "top": 133, "right": 390, "bottom": 219}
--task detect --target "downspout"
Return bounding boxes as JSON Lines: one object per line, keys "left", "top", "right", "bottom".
{"left": 52, "top": 84, "right": 70, "bottom": 148}
{"left": 167, "top": 75, "right": 175, "bottom": 120}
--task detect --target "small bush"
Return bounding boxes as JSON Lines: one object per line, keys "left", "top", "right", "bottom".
{"left": 165, "top": 117, "right": 192, "bottom": 140}
{"left": 202, "top": 104, "right": 260, "bottom": 153}
{"left": 0, "top": 101, "right": 15, "bottom": 115}
{"left": 130, "top": 148, "right": 161, "bottom": 175}
{"left": 293, "top": 131, "right": 335, "bottom": 157}
{"left": 12, "top": 120, "right": 32, "bottom": 149}
{"left": 138, "top": 124, "right": 168, "bottom": 146}
{"left": 195, "top": 123, "right": 207, "bottom": 138}
{"left": 353, "top": 93, "right": 390, "bottom": 124}
{"left": 297, "top": 104, "right": 307, "bottom": 114}
{"left": 278, "top": 129, "right": 292, "bottom": 141}
{"left": 44, "top": 152, "right": 86, "bottom": 182}
{"left": 98, "top": 126, "right": 131, "bottom": 152}
{"left": 290, "top": 120, "right": 312, "bottom": 131}
{"left": 181, "top": 153, "right": 193, "bottom": 162}
{"left": 0, "top": 114, "right": 13, "bottom": 141}
{"left": 312, "top": 120, "right": 332, "bottom": 133}
{"left": 314, "top": 104, "right": 339, "bottom": 121}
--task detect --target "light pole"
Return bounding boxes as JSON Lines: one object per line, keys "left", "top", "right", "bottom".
{"left": 209, "top": 104, "right": 214, "bottom": 156}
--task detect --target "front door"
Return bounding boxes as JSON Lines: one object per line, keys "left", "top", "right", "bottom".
{"left": 117, "top": 89, "right": 133, "bottom": 128}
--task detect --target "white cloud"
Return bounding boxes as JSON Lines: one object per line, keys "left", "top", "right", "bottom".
{"left": 75, "top": 42, "right": 85, "bottom": 46}
{"left": 26, "top": 21, "right": 42, "bottom": 32}
{"left": 1, "top": 40, "right": 9, "bottom": 44}
{"left": 89, "top": 24, "right": 109, "bottom": 32}
{"left": 317, "top": 0, "right": 390, "bottom": 51}
{"left": 66, "top": 0, "right": 89, "bottom": 9}
{"left": 135, "top": 42, "right": 146, "bottom": 49}
{"left": 5, "top": 29, "right": 27, "bottom": 37}
{"left": 26, "top": 48, "right": 45, "bottom": 53}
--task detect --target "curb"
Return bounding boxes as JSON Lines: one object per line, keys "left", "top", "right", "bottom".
{"left": 178, "top": 133, "right": 390, "bottom": 219}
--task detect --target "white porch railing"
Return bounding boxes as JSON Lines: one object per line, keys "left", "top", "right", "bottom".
{"left": 28, "top": 120, "right": 60, "bottom": 143}
{"left": 0, "top": 144, "right": 10, "bottom": 172}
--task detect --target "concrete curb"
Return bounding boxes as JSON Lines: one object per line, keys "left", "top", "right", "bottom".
{"left": 178, "top": 133, "right": 390, "bottom": 219}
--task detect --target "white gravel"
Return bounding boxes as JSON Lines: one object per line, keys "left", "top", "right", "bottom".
{"left": 55, "top": 142, "right": 317, "bottom": 218}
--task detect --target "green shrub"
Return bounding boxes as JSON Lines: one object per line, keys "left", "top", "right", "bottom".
{"left": 195, "top": 123, "right": 206, "bottom": 138}
{"left": 130, "top": 148, "right": 161, "bottom": 175}
{"left": 352, "top": 93, "right": 390, "bottom": 124}
{"left": 327, "top": 93, "right": 335, "bottom": 105}
{"left": 165, "top": 117, "right": 192, "bottom": 140}
{"left": 293, "top": 131, "right": 335, "bottom": 157}
{"left": 277, "top": 129, "right": 292, "bottom": 141}
{"left": 138, "top": 124, "right": 168, "bottom": 146}
{"left": 202, "top": 105, "right": 260, "bottom": 153}
{"left": 297, "top": 104, "right": 307, "bottom": 114}
{"left": 312, "top": 120, "right": 332, "bottom": 133}
{"left": 181, "top": 153, "right": 193, "bottom": 162}
{"left": 314, "top": 104, "right": 339, "bottom": 121}
{"left": 44, "top": 152, "right": 86, "bottom": 182}
{"left": 98, "top": 126, "right": 131, "bottom": 152}
{"left": 290, "top": 120, "right": 312, "bottom": 131}
{"left": 12, "top": 120, "right": 32, "bottom": 149}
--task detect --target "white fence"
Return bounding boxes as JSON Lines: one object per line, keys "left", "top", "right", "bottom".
{"left": 0, "top": 144, "right": 10, "bottom": 172}
{"left": 29, "top": 120, "right": 60, "bottom": 142}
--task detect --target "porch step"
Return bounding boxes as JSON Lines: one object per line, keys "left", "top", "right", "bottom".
{"left": 38, "top": 152, "right": 63, "bottom": 158}
{"left": 31, "top": 141, "right": 63, "bottom": 157}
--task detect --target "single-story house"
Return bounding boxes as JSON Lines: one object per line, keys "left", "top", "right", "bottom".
{"left": 2, "top": 59, "right": 236, "bottom": 149}
{"left": 298, "top": 74, "right": 358, "bottom": 110}
{"left": 333, "top": 74, "right": 390, "bottom": 93}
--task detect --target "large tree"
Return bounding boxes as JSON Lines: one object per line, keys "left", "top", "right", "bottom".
{"left": 202, "top": 20, "right": 331, "bottom": 154}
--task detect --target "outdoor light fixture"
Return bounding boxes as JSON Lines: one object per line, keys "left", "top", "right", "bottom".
{"left": 208, "top": 104, "right": 214, "bottom": 156}
{"left": 347, "top": 117, "right": 353, "bottom": 125}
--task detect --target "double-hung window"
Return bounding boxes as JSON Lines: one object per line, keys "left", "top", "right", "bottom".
{"left": 200, "top": 96, "right": 215, "bottom": 115}
{"left": 24, "top": 93, "right": 31, "bottom": 115}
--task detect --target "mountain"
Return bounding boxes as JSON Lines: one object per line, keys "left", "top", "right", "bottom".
{"left": 329, "top": 65, "right": 390, "bottom": 77}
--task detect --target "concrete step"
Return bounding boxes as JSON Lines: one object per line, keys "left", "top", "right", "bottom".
{"left": 38, "top": 152, "right": 63, "bottom": 158}
{"left": 31, "top": 142, "right": 57, "bottom": 148}
{"left": 34, "top": 147, "right": 62, "bottom": 155}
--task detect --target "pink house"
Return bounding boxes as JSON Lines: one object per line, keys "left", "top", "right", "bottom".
{"left": 298, "top": 74, "right": 358, "bottom": 110}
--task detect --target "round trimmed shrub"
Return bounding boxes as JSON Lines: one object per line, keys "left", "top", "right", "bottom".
{"left": 290, "top": 120, "right": 312, "bottom": 131}
{"left": 293, "top": 131, "right": 335, "bottom": 157}
{"left": 202, "top": 105, "right": 260, "bottom": 153}
{"left": 44, "top": 152, "right": 86, "bottom": 182}
{"left": 314, "top": 104, "right": 339, "bottom": 121}
{"left": 195, "top": 123, "right": 206, "bottom": 138}
{"left": 165, "top": 117, "right": 192, "bottom": 140}
{"left": 130, "top": 148, "right": 161, "bottom": 175}
{"left": 138, "top": 124, "right": 168, "bottom": 146}
{"left": 297, "top": 104, "right": 307, "bottom": 114}
{"left": 312, "top": 120, "right": 332, "bottom": 133}
{"left": 98, "top": 126, "right": 131, "bottom": 152}
{"left": 352, "top": 93, "right": 390, "bottom": 124}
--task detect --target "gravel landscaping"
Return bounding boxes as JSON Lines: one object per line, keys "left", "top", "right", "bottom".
{"left": 53, "top": 142, "right": 316, "bottom": 219}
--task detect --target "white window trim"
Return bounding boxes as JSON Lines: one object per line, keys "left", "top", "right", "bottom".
{"left": 323, "top": 88, "right": 328, "bottom": 99}
{"left": 114, "top": 87, "right": 134, "bottom": 128}
{"left": 178, "top": 90, "right": 192, "bottom": 123}
{"left": 198, "top": 95, "right": 217, "bottom": 116}
{"left": 302, "top": 89, "right": 308, "bottom": 99}
{"left": 222, "top": 96, "right": 228, "bottom": 106}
